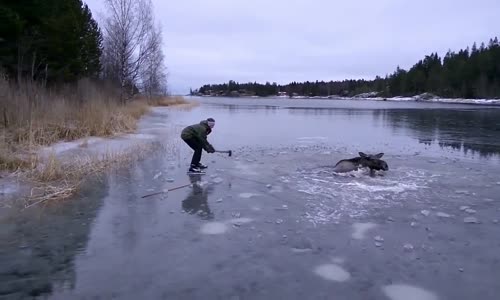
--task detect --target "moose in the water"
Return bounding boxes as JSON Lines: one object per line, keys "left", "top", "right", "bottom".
{"left": 332, "top": 152, "right": 389, "bottom": 176}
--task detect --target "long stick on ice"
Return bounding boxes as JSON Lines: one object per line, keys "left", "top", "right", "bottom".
{"left": 141, "top": 183, "right": 192, "bottom": 198}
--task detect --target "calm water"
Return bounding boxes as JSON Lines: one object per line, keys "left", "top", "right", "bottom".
{"left": 1, "top": 97, "right": 500, "bottom": 300}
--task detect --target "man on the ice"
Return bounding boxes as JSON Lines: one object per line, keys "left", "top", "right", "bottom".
{"left": 180, "top": 118, "right": 216, "bottom": 174}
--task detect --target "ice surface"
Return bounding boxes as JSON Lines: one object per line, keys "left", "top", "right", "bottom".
{"left": 352, "top": 223, "right": 377, "bottom": 240}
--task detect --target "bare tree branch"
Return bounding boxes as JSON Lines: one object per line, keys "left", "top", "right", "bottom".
{"left": 101, "top": 0, "right": 167, "bottom": 100}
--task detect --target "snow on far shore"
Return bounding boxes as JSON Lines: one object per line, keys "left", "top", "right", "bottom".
{"left": 200, "top": 94, "right": 500, "bottom": 105}
{"left": 355, "top": 96, "right": 500, "bottom": 105}
{"left": 297, "top": 95, "right": 500, "bottom": 105}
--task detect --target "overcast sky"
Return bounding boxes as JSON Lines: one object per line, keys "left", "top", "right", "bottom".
{"left": 84, "top": 0, "right": 500, "bottom": 94}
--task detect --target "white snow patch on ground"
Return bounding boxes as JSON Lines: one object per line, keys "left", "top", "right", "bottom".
{"left": 382, "top": 284, "right": 438, "bottom": 300}
{"left": 42, "top": 140, "right": 84, "bottom": 155}
{"left": 200, "top": 222, "right": 228, "bottom": 235}
{"left": 200, "top": 218, "right": 254, "bottom": 234}
{"left": 291, "top": 248, "right": 313, "bottom": 253}
{"left": 212, "top": 177, "right": 224, "bottom": 184}
{"left": 379, "top": 96, "right": 500, "bottom": 106}
{"left": 40, "top": 136, "right": 114, "bottom": 156}
{"left": 239, "top": 193, "right": 259, "bottom": 199}
{"left": 313, "top": 264, "right": 351, "bottom": 282}
{"left": 151, "top": 122, "right": 170, "bottom": 127}
{"left": 123, "top": 133, "right": 156, "bottom": 140}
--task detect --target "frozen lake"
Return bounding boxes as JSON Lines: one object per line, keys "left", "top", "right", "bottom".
{"left": 1, "top": 97, "right": 499, "bottom": 299}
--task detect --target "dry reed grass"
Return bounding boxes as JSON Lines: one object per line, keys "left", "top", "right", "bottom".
{"left": 144, "top": 95, "right": 189, "bottom": 106}
{"left": 0, "top": 76, "right": 188, "bottom": 173}
{"left": 0, "top": 73, "right": 188, "bottom": 205}
{"left": 23, "top": 141, "right": 165, "bottom": 208}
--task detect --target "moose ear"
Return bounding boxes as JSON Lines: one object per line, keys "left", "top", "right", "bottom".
{"left": 374, "top": 153, "right": 384, "bottom": 158}
{"left": 359, "top": 152, "right": 367, "bottom": 158}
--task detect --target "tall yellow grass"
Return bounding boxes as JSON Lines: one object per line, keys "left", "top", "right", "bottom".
{"left": 145, "top": 95, "right": 189, "bottom": 106}
{"left": 0, "top": 76, "right": 187, "bottom": 172}
{"left": 23, "top": 141, "right": 166, "bottom": 207}
{"left": 0, "top": 73, "right": 191, "bottom": 205}
{"left": 1, "top": 79, "right": 149, "bottom": 147}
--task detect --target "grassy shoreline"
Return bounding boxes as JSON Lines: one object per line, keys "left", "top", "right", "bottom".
{"left": 0, "top": 78, "right": 190, "bottom": 206}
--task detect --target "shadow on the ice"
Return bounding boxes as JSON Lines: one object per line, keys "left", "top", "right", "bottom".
{"left": 181, "top": 174, "right": 214, "bottom": 220}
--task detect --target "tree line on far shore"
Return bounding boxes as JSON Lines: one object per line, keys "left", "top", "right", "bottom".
{"left": 194, "top": 37, "right": 500, "bottom": 99}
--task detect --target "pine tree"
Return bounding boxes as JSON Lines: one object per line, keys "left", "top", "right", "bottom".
{"left": 0, "top": 0, "right": 102, "bottom": 83}
{"left": 471, "top": 42, "right": 478, "bottom": 55}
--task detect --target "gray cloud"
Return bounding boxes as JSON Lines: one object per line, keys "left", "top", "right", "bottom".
{"left": 84, "top": 0, "right": 500, "bottom": 94}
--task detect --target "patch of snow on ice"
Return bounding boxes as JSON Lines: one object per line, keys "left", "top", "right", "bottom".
{"left": 239, "top": 193, "right": 259, "bottom": 199}
{"left": 314, "top": 264, "right": 351, "bottom": 282}
{"left": 382, "top": 284, "right": 438, "bottom": 300}
{"left": 200, "top": 222, "right": 228, "bottom": 235}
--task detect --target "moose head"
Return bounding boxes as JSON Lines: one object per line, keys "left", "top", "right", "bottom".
{"left": 358, "top": 152, "right": 389, "bottom": 171}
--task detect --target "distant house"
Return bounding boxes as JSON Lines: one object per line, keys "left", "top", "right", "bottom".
{"left": 277, "top": 91, "right": 287, "bottom": 96}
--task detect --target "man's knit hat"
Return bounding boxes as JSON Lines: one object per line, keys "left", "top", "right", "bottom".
{"left": 207, "top": 118, "right": 215, "bottom": 128}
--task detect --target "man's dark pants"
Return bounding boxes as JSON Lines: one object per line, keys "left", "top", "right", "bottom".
{"left": 183, "top": 137, "right": 202, "bottom": 166}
